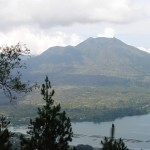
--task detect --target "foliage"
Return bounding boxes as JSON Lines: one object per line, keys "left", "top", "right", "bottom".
{"left": 101, "top": 124, "right": 129, "bottom": 150}
{"left": 0, "top": 43, "right": 30, "bottom": 101}
{"left": 0, "top": 115, "right": 14, "bottom": 150}
{"left": 0, "top": 84, "right": 149, "bottom": 123}
{"left": 20, "top": 76, "right": 73, "bottom": 150}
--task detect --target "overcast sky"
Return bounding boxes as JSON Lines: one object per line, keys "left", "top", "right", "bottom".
{"left": 0, "top": 0, "right": 150, "bottom": 55}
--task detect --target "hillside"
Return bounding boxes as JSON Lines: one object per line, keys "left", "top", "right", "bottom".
{"left": 76, "top": 37, "right": 150, "bottom": 77}
{"left": 23, "top": 37, "right": 150, "bottom": 86}
{"left": 1, "top": 37, "right": 150, "bottom": 123}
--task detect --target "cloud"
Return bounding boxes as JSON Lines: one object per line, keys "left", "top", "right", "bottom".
{"left": 98, "top": 28, "right": 115, "bottom": 38}
{"left": 137, "top": 47, "right": 150, "bottom": 53}
{"left": 0, "top": 0, "right": 147, "bottom": 31}
{"left": 0, "top": 0, "right": 150, "bottom": 54}
{"left": 0, "top": 28, "right": 81, "bottom": 55}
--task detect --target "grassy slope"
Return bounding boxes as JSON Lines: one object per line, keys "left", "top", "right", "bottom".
{"left": 1, "top": 83, "right": 150, "bottom": 125}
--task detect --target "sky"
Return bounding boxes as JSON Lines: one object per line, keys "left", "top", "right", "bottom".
{"left": 0, "top": 0, "right": 150, "bottom": 55}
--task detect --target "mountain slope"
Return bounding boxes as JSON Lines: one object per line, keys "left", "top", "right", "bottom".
{"left": 3, "top": 37, "right": 150, "bottom": 121}
{"left": 25, "top": 37, "right": 150, "bottom": 85}
{"left": 75, "top": 37, "right": 150, "bottom": 76}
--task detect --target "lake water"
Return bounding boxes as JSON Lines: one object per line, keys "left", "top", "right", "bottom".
{"left": 72, "top": 114, "right": 150, "bottom": 150}
{"left": 11, "top": 114, "right": 150, "bottom": 150}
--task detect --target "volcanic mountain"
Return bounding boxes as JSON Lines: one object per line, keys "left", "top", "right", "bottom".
{"left": 25, "top": 37, "right": 150, "bottom": 85}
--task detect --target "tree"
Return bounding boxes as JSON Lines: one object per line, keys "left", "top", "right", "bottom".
{"left": 101, "top": 124, "right": 129, "bottom": 150}
{"left": 20, "top": 76, "right": 73, "bottom": 150}
{"left": 0, "top": 115, "right": 13, "bottom": 150}
{"left": 0, "top": 43, "right": 30, "bottom": 101}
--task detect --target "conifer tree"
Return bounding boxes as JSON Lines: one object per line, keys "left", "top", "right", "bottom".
{"left": 101, "top": 124, "right": 129, "bottom": 150}
{"left": 20, "top": 76, "right": 73, "bottom": 150}
{"left": 0, "top": 115, "right": 13, "bottom": 150}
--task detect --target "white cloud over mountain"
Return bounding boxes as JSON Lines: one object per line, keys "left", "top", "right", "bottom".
{"left": 98, "top": 28, "right": 115, "bottom": 38}
{"left": 0, "top": 27, "right": 81, "bottom": 55}
{"left": 138, "top": 47, "right": 150, "bottom": 54}
{"left": 0, "top": 0, "right": 150, "bottom": 54}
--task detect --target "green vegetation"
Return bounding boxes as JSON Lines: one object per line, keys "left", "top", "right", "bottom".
{"left": 0, "top": 115, "right": 13, "bottom": 150}
{"left": 0, "top": 83, "right": 150, "bottom": 124}
{"left": 0, "top": 43, "right": 30, "bottom": 101}
{"left": 20, "top": 77, "right": 73, "bottom": 150}
{"left": 101, "top": 124, "right": 129, "bottom": 150}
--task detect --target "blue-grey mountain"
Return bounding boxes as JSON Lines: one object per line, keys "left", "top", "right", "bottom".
{"left": 25, "top": 37, "right": 150, "bottom": 86}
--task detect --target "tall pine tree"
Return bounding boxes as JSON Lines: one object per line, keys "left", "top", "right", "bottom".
{"left": 20, "top": 76, "right": 73, "bottom": 150}
{"left": 101, "top": 124, "right": 129, "bottom": 150}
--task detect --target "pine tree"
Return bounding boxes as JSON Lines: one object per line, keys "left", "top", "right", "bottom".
{"left": 0, "top": 115, "right": 13, "bottom": 150}
{"left": 20, "top": 76, "right": 73, "bottom": 150}
{"left": 101, "top": 124, "right": 129, "bottom": 150}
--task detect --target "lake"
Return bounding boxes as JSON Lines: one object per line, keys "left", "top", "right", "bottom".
{"left": 72, "top": 114, "right": 150, "bottom": 150}
{"left": 11, "top": 114, "right": 150, "bottom": 150}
